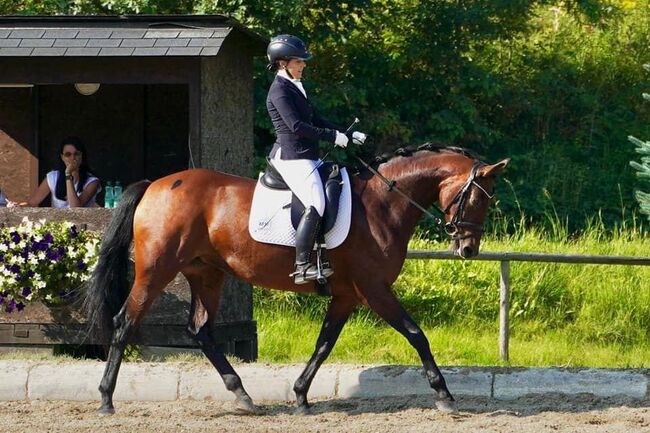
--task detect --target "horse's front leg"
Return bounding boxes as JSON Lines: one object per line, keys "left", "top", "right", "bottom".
{"left": 293, "top": 295, "right": 357, "bottom": 414}
{"left": 363, "top": 285, "right": 457, "bottom": 413}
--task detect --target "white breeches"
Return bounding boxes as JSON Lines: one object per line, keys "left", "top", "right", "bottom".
{"left": 272, "top": 148, "right": 325, "bottom": 217}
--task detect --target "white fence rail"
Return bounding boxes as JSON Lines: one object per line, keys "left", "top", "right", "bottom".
{"left": 405, "top": 250, "right": 650, "bottom": 362}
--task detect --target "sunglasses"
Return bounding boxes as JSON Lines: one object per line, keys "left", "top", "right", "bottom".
{"left": 62, "top": 151, "right": 82, "bottom": 157}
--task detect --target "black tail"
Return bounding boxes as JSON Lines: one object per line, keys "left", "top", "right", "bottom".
{"left": 84, "top": 180, "right": 151, "bottom": 345}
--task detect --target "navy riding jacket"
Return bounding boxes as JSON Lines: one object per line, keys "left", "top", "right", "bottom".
{"left": 266, "top": 75, "right": 340, "bottom": 160}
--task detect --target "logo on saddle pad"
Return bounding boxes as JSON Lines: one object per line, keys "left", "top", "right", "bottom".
{"left": 248, "top": 162, "right": 352, "bottom": 248}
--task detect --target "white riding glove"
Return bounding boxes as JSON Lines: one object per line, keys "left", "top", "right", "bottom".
{"left": 352, "top": 131, "right": 368, "bottom": 145}
{"left": 334, "top": 131, "right": 349, "bottom": 148}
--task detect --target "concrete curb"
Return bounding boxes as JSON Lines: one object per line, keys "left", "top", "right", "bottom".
{"left": 0, "top": 361, "right": 648, "bottom": 402}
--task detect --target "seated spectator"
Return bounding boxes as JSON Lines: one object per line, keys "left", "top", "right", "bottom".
{"left": 16, "top": 136, "right": 101, "bottom": 208}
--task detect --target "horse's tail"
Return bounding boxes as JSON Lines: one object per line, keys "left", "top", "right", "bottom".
{"left": 84, "top": 180, "right": 152, "bottom": 345}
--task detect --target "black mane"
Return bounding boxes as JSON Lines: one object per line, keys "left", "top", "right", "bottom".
{"left": 372, "top": 142, "right": 480, "bottom": 165}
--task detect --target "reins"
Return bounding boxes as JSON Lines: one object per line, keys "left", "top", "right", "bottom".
{"left": 354, "top": 150, "right": 491, "bottom": 240}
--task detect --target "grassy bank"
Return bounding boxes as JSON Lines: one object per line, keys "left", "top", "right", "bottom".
{"left": 254, "top": 219, "right": 650, "bottom": 367}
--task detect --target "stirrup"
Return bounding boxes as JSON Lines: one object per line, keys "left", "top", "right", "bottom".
{"left": 291, "top": 263, "right": 320, "bottom": 285}
{"left": 316, "top": 245, "right": 334, "bottom": 280}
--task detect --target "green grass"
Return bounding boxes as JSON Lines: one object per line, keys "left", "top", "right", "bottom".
{"left": 254, "top": 311, "right": 650, "bottom": 368}
{"left": 254, "top": 216, "right": 650, "bottom": 367}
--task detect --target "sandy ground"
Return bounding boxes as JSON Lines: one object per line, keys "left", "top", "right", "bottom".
{"left": 1, "top": 394, "right": 649, "bottom": 433}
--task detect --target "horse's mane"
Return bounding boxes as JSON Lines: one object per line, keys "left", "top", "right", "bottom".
{"left": 371, "top": 142, "right": 480, "bottom": 165}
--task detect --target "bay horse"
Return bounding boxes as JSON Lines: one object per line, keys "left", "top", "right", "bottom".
{"left": 84, "top": 144, "right": 508, "bottom": 415}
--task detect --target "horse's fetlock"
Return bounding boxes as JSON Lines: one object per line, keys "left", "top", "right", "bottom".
{"left": 426, "top": 371, "right": 446, "bottom": 391}
{"left": 293, "top": 378, "right": 307, "bottom": 394}
{"left": 223, "top": 374, "right": 242, "bottom": 392}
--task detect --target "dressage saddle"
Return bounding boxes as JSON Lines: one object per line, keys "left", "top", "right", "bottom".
{"left": 261, "top": 157, "right": 343, "bottom": 234}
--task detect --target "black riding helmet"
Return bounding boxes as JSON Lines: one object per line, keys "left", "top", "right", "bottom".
{"left": 267, "top": 34, "right": 313, "bottom": 69}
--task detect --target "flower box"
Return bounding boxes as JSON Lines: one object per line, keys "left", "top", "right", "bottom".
{"left": 0, "top": 208, "right": 256, "bottom": 360}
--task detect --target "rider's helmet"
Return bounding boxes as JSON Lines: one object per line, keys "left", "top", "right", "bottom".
{"left": 267, "top": 34, "right": 313, "bottom": 68}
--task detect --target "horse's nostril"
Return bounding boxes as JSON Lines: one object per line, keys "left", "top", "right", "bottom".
{"left": 462, "top": 246, "right": 474, "bottom": 257}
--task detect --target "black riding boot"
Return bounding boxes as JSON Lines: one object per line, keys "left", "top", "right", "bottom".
{"left": 292, "top": 206, "right": 328, "bottom": 285}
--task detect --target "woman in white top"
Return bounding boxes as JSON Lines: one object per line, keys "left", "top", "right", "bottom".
{"left": 15, "top": 136, "right": 101, "bottom": 208}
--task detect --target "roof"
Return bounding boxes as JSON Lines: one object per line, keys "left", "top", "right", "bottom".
{"left": 0, "top": 15, "right": 267, "bottom": 57}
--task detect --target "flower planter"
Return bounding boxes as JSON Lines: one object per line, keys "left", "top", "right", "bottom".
{"left": 0, "top": 208, "right": 256, "bottom": 360}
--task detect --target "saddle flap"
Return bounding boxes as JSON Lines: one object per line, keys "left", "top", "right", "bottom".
{"left": 249, "top": 168, "right": 352, "bottom": 250}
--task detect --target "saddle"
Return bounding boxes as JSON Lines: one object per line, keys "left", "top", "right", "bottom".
{"left": 261, "top": 158, "right": 343, "bottom": 233}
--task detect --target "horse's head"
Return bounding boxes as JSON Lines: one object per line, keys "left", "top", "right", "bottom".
{"left": 438, "top": 159, "right": 509, "bottom": 258}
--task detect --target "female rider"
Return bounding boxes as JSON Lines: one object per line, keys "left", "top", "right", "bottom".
{"left": 266, "top": 34, "right": 366, "bottom": 284}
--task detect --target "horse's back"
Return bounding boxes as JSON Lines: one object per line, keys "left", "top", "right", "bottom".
{"left": 134, "top": 168, "right": 254, "bottom": 230}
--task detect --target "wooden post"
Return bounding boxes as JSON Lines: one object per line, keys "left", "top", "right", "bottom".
{"left": 499, "top": 260, "right": 510, "bottom": 362}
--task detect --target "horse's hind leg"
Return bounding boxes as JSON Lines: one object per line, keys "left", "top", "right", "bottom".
{"left": 293, "top": 295, "right": 357, "bottom": 414}
{"left": 184, "top": 267, "right": 259, "bottom": 415}
{"left": 363, "top": 285, "right": 457, "bottom": 413}
{"left": 98, "top": 268, "right": 177, "bottom": 414}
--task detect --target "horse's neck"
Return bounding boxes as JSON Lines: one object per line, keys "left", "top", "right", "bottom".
{"left": 362, "top": 154, "right": 451, "bottom": 251}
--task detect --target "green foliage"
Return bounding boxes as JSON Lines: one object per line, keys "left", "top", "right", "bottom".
{"left": 629, "top": 63, "right": 650, "bottom": 220}
{"left": 2, "top": 1, "right": 649, "bottom": 229}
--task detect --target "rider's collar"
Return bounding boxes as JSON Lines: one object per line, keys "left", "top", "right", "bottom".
{"left": 277, "top": 70, "right": 307, "bottom": 98}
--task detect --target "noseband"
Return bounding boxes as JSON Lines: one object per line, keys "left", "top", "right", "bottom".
{"left": 354, "top": 156, "right": 493, "bottom": 241}
{"left": 442, "top": 162, "right": 494, "bottom": 240}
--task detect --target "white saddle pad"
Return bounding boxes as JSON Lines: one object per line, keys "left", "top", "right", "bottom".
{"left": 248, "top": 167, "right": 352, "bottom": 249}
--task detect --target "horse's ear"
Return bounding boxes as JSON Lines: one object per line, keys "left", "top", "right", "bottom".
{"left": 478, "top": 159, "right": 509, "bottom": 177}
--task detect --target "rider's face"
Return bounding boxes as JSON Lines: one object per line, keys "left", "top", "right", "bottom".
{"left": 283, "top": 58, "right": 306, "bottom": 80}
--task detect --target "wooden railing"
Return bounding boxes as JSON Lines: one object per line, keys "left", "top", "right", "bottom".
{"left": 405, "top": 250, "right": 650, "bottom": 362}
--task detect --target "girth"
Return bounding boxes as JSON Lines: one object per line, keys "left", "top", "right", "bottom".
{"left": 261, "top": 158, "right": 343, "bottom": 233}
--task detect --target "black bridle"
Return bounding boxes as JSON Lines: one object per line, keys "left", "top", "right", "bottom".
{"left": 355, "top": 157, "right": 493, "bottom": 241}
{"left": 441, "top": 161, "right": 494, "bottom": 240}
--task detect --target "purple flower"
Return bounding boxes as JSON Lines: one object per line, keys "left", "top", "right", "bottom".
{"left": 46, "top": 248, "right": 62, "bottom": 261}
{"left": 0, "top": 254, "right": 3, "bottom": 262}
{"left": 5, "top": 299, "right": 15, "bottom": 313}
{"left": 31, "top": 241, "right": 45, "bottom": 251}
{"left": 76, "top": 260, "right": 86, "bottom": 271}
{"left": 43, "top": 233, "right": 53, "bottom": 244}
{"left": 10, "top": 231, "right": 21, "bottom": 243}
{"left": 9, "top": 264, "right": 20, "bottom": 274}
{"left": 22, "top": 287, "right": 31, "bottom": 297}
{"left": 16, "top": 302, "right": 24, "bottom": 311}
{"left": 70, "top": 225, "right": 78, "bottom": 239}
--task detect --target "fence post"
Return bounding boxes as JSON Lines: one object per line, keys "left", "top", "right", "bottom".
{"left": 499, "top": 260, "right": 510, "bottom": 362}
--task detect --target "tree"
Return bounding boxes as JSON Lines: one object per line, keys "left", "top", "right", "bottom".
{"left": 629, "top": 64, "right": 650, "bottom": 220}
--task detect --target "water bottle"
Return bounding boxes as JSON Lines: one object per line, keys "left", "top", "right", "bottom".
{"left": 113, "top": 181, "right": 123, "bottom": 208}
{"left": 104, "top": 181, "right": 114, "bottom": 209}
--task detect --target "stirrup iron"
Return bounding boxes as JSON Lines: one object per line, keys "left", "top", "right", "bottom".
{"left": 316, "top": 244, "right": 333, "bottom": 284}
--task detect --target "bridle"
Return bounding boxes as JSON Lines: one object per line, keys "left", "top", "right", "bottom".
{"left": 354, "top": 157, "right": 493, "bottom": 241}
{"left": 441, "top": 161, "right": 494, "bottom": 240}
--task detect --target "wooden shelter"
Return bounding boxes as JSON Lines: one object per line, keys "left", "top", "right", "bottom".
{"left": 0, "top": 15, "right": 266, "bottom": 360}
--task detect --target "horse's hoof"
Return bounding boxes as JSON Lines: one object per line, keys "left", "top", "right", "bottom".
{"left": 97, "top": 406, "right": 115, "bottom": 416}
{"left": 436, "top": 399, "right": 458, "bottom": 414}
{"left": 234, "top": 396, "right": 261, "bottom": 415}
{"left": 294, "top": 405, "right": 311, "bottom": 416}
